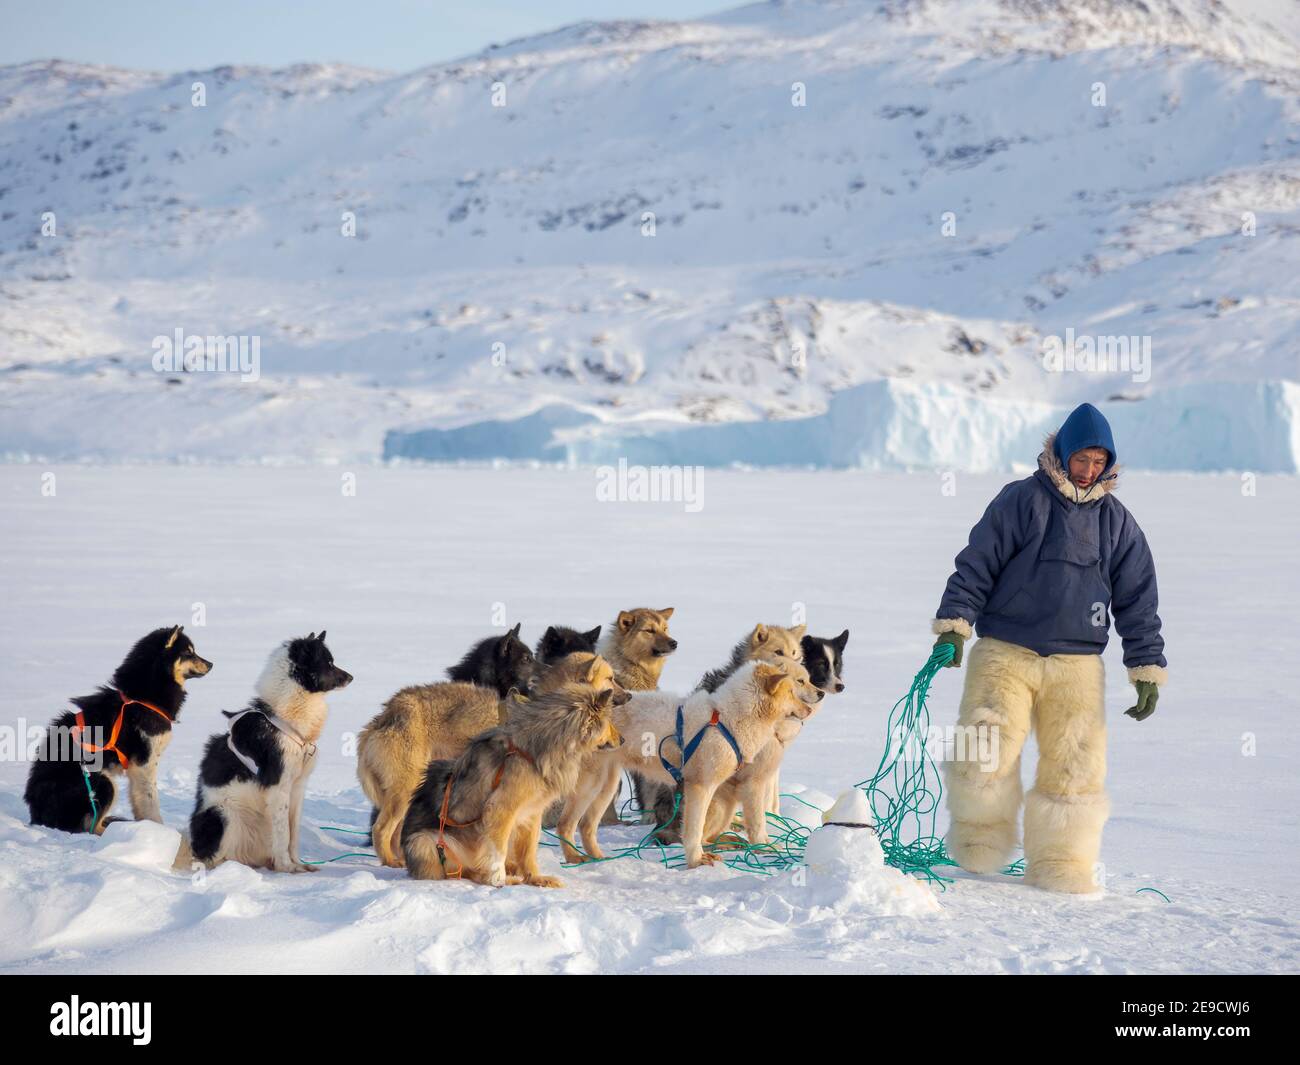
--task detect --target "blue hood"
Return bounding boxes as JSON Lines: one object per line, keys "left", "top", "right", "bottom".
{"left": 1053, "top": 402, "right": 1116, "bottom": 474}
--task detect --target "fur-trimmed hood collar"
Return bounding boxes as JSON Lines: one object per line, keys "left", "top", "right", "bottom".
{"left": 1037, "top": 432, "right": 1120, "bottom": 504}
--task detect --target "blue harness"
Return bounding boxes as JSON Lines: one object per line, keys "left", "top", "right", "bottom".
{"left": 658, "top": 704, "right": 743, "bottom": 784}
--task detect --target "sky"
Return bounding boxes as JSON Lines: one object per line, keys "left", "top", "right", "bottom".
{"left": 0, "top": 0, "right": 730, "bottom": 72}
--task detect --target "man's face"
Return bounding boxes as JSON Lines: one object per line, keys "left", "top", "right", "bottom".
{"left": 1068, "top": 447, "right": 1109, "bottom": 489}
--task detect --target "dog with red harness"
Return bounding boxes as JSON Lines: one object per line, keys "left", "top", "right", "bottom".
{"left": 24, "top": 626, "right": 212, "bottom": 834}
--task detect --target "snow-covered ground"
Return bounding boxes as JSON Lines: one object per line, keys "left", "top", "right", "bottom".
{"left": 2, "top": 0, "right": 1299, "bottom": 469}
{"left": 1, "top": 463, "right": 1295, "bottom": 974}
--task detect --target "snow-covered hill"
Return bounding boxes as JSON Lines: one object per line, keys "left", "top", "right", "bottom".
{"left": 2, "top": 0, "right": 1299, "bottom": 468}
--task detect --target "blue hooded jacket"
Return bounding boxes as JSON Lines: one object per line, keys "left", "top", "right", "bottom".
{"left": 935, "top": 403, "right": 1166, "bottom": 669}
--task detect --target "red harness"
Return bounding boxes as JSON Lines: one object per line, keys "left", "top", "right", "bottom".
{"left": 72, "top": 690, "right": 174, "bottom": 769}
{"left": 436, "top": 740, "right": 535, "bottom": 878}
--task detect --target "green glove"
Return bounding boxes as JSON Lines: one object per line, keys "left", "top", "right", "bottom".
{"left": 1125, "top": 680, "right": 1159, "bottom": 722}
{"left": 933, "top": 631, "right": 964, "bottom": 668}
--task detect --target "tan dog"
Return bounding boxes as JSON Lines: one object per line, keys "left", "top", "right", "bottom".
{"left": 594, "top": 607, "right": 677, "bottom": 824}
{"left": 697, "top": 623, "right": 806, "bottom": 693}
{"left": 643, "top": 621, "right": 809, "bottom": 840}
{"left": 702, "top": 675, "right": 828, "bottom": 848}
{"left": 558, "top": 660, "right": 821, "bottom": 868}
{"left": 358, "top": 653, "right": 622, "bottom": 867}
{"left": 597, "top": 607, "right": 677, "bottom": 691}
{"left": 401, "top": 686, "right": 623, "bottom": 887}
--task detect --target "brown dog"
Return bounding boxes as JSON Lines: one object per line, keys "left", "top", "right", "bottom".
{"left": 358, "top": 652, "right": 623, "bottom": 867}
{"left": 401, "top": 685, "right": 623, "bottom": 887}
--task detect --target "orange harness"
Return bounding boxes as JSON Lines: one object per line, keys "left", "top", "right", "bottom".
{"left": 72, "top": 690, "right": 174, "bottom": 770}
{"left": 436, "top": 740, "right": 535, "bottom": 879}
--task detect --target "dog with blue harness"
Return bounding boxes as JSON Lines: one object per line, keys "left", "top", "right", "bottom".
{"left": 558, "top": 659, "right": 823, "bottom": 868}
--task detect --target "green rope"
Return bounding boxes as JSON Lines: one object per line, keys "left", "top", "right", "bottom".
{"left": 850, "top": 641, "right": 1024, "bottom": 888}
{"left": 1136, "top": 887, "right": 1171, "bottom": 902}
{"left": 301, "top": 852, "right": 375, "bottom": 865}
{"left": 854, "top": 641, "right": 964, "bottom": 885}
{"left": 80, "top": 765, "right": 99, "bottom": 833}
{"left": 300, "top": 824, "right": 376, "bottom": 864}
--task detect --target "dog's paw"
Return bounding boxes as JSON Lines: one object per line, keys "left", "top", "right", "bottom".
{"left": 525, "top": 874, "right": 564, "bottom": 889}
{"left": 564, "top": 848, "right": 603, "bottom": 864}
{"left": 295, "top": 861, "right": 319, "bottom": 873}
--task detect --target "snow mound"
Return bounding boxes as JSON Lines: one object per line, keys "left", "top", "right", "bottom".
{"left": 91, "top": 820, "right": 185, "bottom": 871}
{"left": 778, "top": 785, "right": 835, "bottom": 830}
{"left": 802, "top": 825, "right": 941, "bottom": 916}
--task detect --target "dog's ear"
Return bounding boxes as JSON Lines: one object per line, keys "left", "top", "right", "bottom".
{"left": 792, "top": 624, "right": 807, "bottom": 639}
{"left": 752, "top": 623, "right": 769, "bottom": 645}
{"left": 584, "top": 657, "right": 603, "bottom": 684}
{"left": 507, "top": 622, "right": 522, "bottom": 640}
{"left": 317, "top": 630, "right": 327, "bottom": 644}
{"left": 165, "top": 625, "right": 182, "bottom": 649}
{"left": 541, "top": 625, "right": 557, "bottom": 643}
{"left": 658, "top": 608, "right": 674, "bottom": 620}
{"left": 306, "top": 632, "right": 316, "bottom": 642}
{"left": 617, "top": 611, "right": 636, "bottom": 631}
{"left": 585, "top": 625, "right": 602, "bottom": 644}
{"left": 594, "top": 688, "right": 614, "bottom": 709}
{"left": 835, "top": 629, "right": 849, "bottom": 649}
{"left": 761, "top": 668, "right": 789, "bottom": 697}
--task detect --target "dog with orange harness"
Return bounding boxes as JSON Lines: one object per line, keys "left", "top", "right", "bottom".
{"left": 24, "top": 626, "right": 213, "bottom": 834}
{"left": 401, "top": 684, "right": 623, "bottom": 887}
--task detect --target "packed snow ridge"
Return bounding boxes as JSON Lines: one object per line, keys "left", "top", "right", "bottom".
{"left": 1, "top": 0, "right": 1297, "bottom": 469}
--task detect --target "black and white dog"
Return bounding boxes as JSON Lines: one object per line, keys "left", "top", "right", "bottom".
{"left": 801, "top": 630, "right": 849, "bottom": 695}
{"left": 188, "top": 632, "right": 351, "bottom": 872}
{"left": 535, "top": 624, "right": 602, "bottom": 666}
{"left": 25, "top": 626, "right": 212, "bottom": 833}
{"left": 446, "top": 622, "right": 541, "bottom": 697}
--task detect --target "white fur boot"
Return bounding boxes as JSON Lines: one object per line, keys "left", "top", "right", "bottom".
{"left": 1024, "top": 651, "right": 1108, "bottom": 893}
{"left": 1023, "top": 790, "right": 1109, "bottom": 894}
{"left": 943, "top": 637, "right": 1035, "bottom": 875}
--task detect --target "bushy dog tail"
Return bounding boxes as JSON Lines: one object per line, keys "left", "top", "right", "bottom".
{"left": 403, "top": 830, "right": 444, "bottom": 881}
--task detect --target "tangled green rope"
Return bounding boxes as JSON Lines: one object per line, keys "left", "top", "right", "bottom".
{"left": 854, "top": 641, "right": 966, "bottom": 885}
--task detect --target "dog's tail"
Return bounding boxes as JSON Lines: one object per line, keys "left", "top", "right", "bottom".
{"left": 403, "top": 830, "right": 445, "bottom": 881}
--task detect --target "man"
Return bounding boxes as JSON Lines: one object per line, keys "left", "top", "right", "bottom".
{"left": 932, "top": 402, "right": 1167, "bottom": 893}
